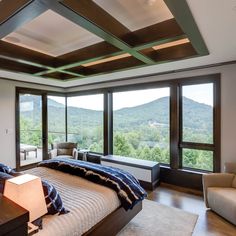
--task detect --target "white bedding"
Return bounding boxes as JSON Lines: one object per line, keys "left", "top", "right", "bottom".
{"left": 25, "top": 167, "right": 121, "bottom": 236}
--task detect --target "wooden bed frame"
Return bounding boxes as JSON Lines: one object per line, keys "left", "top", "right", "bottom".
{"left": 84, "top": 201, "right": 142, "bottom": 236}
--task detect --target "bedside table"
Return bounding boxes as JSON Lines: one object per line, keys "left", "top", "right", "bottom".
{"left": 0, "top": 194, "right": 29, "bottom": 236}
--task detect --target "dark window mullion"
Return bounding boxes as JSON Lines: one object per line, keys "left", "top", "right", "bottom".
{"left": 180, "top": 142, "right": 214, "bottom": 151}
{"left": 170, "top": 83, "right": 180, "bottom": 169}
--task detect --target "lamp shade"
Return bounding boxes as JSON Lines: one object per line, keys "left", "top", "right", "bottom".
{"left": 3, "top": 174, "right": 47, "bottom": 222}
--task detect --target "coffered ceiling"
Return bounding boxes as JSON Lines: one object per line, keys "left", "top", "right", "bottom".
{"left": 0, "top": 0, "right": 208, "bottom": 83}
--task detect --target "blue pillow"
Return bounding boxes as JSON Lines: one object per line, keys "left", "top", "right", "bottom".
{"left": 0, "top": 172, "right": 13, "bottom": 193}
{"left": 42, "top": 180, "right": 69, "bottom": 215}
{"left": 0, "top": 163, "right": 13, "bottom": 174}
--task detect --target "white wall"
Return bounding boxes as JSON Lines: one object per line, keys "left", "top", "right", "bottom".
{"left": 0, "top": 78, "right": 63, "bottom": 168}
{"left": 1, "top": 63, "right": 236, "bottom": 171}
{"left": 67, "top": 63, "right": 236, "bottom": 171}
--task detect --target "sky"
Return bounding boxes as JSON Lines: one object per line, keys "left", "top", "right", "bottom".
{"left": 49, "top": 83, "right": 213, "bottom": 111}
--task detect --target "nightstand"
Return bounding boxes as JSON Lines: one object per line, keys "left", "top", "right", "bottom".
{"left": 0, "top": 194, "right": 29, "bottom": 236}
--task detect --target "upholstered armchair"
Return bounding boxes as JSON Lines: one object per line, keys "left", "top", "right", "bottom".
{"left": 202, "top": 162, "right": 236, "bottom": 225}
{"left": 49, "top": 142, "right": 78, "bottom": 159}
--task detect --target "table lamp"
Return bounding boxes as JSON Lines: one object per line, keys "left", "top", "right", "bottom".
{"left": 3, "top": 174, "right": 47, "bottom": 233}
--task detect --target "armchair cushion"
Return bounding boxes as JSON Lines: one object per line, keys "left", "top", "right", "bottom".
{"left": 58, "top": 148, "right": 72, "bottom": 156}
{"left": 208, "top": 187, "right": 236, "bottom": 225}
{"left": 49, "top": 142, "right": 78, "bottom": 159}
{"left": 202, "top": 173, "right": 234, "bottom": 207}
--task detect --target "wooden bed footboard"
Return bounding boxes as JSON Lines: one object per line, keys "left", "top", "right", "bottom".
{"left": 83, "top": 201, "right": 142, "bottom": 236}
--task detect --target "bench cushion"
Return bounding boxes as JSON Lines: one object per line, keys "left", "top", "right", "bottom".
{"left": 208, "top": 187, "right": 236, "bottom": 224}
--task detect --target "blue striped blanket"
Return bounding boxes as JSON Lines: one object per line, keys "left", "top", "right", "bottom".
{"left": 38, "top": 158, "right": 147, "bottom": 210}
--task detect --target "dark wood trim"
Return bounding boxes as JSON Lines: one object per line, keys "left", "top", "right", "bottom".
{"left": 213, "top": 76, "right": 221, "bottom": 172}
{"left": 104, "top": 91, "right": 113, "bottom": 155}
{"left": 178, "top": 74, "right": 221, "bottom": 172}
{"left": 83, "top": 201, "right": 142, "bottom": 236}
{"left": 65, "top": 95, "right": 68, "bottom": 142}
{"left": 170, "top": 83, "right": 180, "bottom": 169}
{"left": 180, "top": 142, "right": 214, "bottom": 151}
{"left": 107, "top": 92, "right": 113, "bottom": 155}
{"left": 15, "top": 87, "right": 64, "bottom": 169}
{"left": 160, "top": 166, "right": 203, "bottom": 191}
{"left": 15, "top": 90, "right": 20, "bottom": 171}
{"left": 103, "top": 92, "right": 109, "bottom": 155}
{"left": 42, "top": 92, "right": 48, "bottom": 160}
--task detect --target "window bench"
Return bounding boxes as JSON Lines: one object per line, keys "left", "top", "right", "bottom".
{"left": 101, "top": 155, "right": 160, "bottom": 190}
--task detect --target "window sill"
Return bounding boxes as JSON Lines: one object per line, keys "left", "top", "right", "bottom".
{"left": 160, "top": 165, "right": 211, "bottom": 175}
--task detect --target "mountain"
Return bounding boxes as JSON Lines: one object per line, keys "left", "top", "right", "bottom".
{"left": 20, "top": 95, "right": 212, "bottom": 131}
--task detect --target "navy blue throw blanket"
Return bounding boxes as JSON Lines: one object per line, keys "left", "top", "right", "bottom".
{"left": 38, "top": 158, "right": 147, "bottom": 210}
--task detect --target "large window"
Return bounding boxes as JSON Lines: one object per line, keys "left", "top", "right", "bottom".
{"left": 16, "top": 74, "right": 220, "bottom": 174}
{"left": 19, "top": 93, "right": 43, "bottom": 166}
{"left": 48, "top": 95, "right": 66, "bottom": 148}
{"left": 180, "top": 83, "right": 215, "bottom": 171}
{"left": 113, "top": 88, "right": 170, "bottom": 164}
{"left": 67, "top": 94, "right": 104, "bottom": 153}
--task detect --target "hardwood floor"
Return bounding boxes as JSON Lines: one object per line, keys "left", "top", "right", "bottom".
{"left": 147, "top": 184, "right": 236, "bottom": 236}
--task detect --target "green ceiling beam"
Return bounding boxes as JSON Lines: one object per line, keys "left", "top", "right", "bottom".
{"left": 134, "top": 35, "right": 187, "bottom": 51}
{"left": 0, "top": 1, "right": 48, "bottom": 39}
{"left": 164, "top": 0, "right": 209, "bottom": 55}
{"left": 43, "top": 0, "right": 155, "bottom": 65}
{"left": 0, "top": 55, "right": 83, "bottom": 77}
{"left": 34, "top": 34, "right": 187, "bottom": 76}
{"left": 34, "top": 51, "right": 125, "bottom": 76}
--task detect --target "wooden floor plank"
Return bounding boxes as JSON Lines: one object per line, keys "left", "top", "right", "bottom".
{"left": 148, "top": 184, "right": 236, "bottom": 235}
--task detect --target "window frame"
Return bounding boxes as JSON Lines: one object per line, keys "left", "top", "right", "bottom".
{"left": 16, "top": 73, "right": 220, "bottom": 173}
{"left": 178, "top": 76, "right": 220, "bottom": 172}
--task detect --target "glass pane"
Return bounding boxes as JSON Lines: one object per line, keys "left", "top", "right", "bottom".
{"left": 20, "top": 94, "right": 42, "bottom": 166}
{"left": 113, "top": 88, "right": 170, "bottom": 164}
{"left": 67, "top": 94, "right": 104, "bottom": 153}
{"left": 182, "top": 83, "right": 213, "bottom": 144}
{"left": 182, "top": 148, "right": 213, "bottom": 171}
{"left": 48, "top": 96, "right": 66, "bottom": 149}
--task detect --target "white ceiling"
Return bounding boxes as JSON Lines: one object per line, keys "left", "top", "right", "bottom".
{"left": 1, "top": 0, "right": 236, "bottom": 87}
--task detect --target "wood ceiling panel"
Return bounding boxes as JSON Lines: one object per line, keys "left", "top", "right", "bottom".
{"left": 78, "top": 57, "right": 144, "bottom": 74}
{"left": 0, "top": 0, "right": 31, "bottom": 24}
{"left": 0, "top": 58, "right": 44, "bottom": 74}
{"left": 123, "top": 19, "right": 184, "bottom": 47}
{"left": 0, "top": 0, "right": 207, "bottom": 82}
{"left": 44, "top": 72, "right": 75, "bottom": 80}
{"left": 62, "top": 0, "right": 132, "bottom": 38}
{"left": 0, "top": 40, "right": 55, "bottom": 67}
{"left": 141, "top": 42, "right": 197, "bottom": 61}
{"left": 56, "top": 42, "right": 120, "bottom": 66}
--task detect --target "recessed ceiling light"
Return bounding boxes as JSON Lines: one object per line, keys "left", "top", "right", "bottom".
{"left": 152, "top": 38, "right": 190, "bottom": 50}
{"left": 82, "top": 53, "right": 131, "bottom": 67}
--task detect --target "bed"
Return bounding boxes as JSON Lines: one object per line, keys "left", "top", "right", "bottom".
{"left": 24, "top": 159, "right": 144, "bottom": 236}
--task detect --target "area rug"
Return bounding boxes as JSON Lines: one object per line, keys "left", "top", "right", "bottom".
{"left": 117, "top": 199, "right": 198, "bottom": 236}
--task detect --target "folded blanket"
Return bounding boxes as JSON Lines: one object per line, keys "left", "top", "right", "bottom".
{"left": 38, "top": 158, "right": 146, "bottom": 210}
